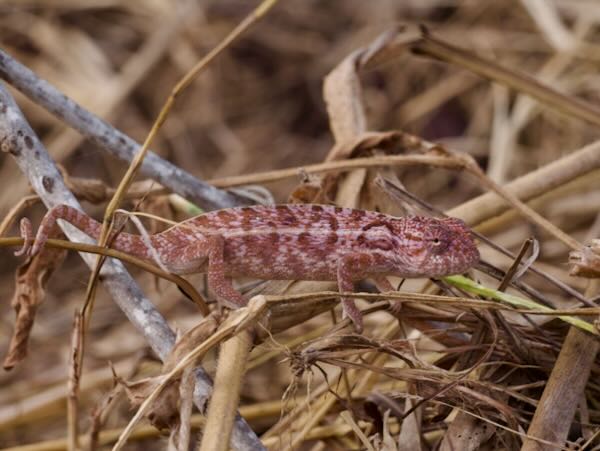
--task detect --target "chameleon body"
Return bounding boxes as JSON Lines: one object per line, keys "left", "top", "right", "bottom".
{"left": 20, "top": 204, "right": 479, "bottom": 331}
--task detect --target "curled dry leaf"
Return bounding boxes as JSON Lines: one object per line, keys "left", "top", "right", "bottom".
{"left": 117, "top": 314, "right": 219, "bottom": 430}
{"left": 63, "top": 174, "right": 111, "bottom": 205}
{"left": 163, "top": 313, "right": 220, "bottom": 372}
{"left": 439, "top": 413, "right": 496, "bottom": 451}
{"left": 118, "top": 374, "right": 181, "bottom": 431}
{"left": 322, "top": 29, "right": 428, "bottom": 213}
{"left": 3, "top": 241, "right": 67, "bottom": 370}
{"left": 288, "top": 170, "right": 331, "bottom": 205}
{"left": 569, "top": 239, "right": 600, "bottom": 278}
{"left": 326, "top": 131, "right": 411, "bottom": 162}
{"left": 322, "top": 30, "right": 403, "bottom": 209}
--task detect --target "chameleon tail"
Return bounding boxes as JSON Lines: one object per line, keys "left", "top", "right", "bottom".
{"left": 28, "top": 205, "right": 103, "bottom": 256}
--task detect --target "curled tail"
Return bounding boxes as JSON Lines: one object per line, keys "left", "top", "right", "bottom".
{"left": 19, "top": 204, "right": 149, "bottom": 260}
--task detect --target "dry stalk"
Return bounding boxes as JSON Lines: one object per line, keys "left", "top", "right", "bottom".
{"left": 199, "top": 329, "right": 254, "bottom": 451}
{"left": 174, "top": 366, "right": 195, "bottom": 451}
{"left": 413, "top": 28, "right": 600, "bottom": 127}
{"left": 112, "top": 296, "right": 267, "bottom": 451}
{"left": 522, "top": 280, "right": 600, "bottom": 450}
{"left": 0, "top": 194, "right": 38, "bottom": 237}
{"left": 339, "top": 411, "right": 376, "bottom": 451}
{"left": 67, "top": 312, "right": 83, "bottom": 451}
{"left": 448, "top": 139, "right": 600, "bottom": 226}
{"left": 519, "top": 0, "right": 578, "bottom": 51}
{"left": 274, "top": 320, "right": 401, "bottom": 451}
{"left": 208, "top": 154, "right": 465, "bottom": 187}
{"left": 460, "top": 154, "right": 581, "bottom": 250}
{"left": 0, "top": 49, "right": 246, "bottom": 211}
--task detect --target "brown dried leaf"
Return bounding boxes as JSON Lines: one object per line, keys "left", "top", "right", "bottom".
{"left": 439, "top": 413, "right": 495, "bottom": 451}
{"left": 3, "top": 243, "right": 67, "bottom": 370}
{"left": 287, "top": 170, "right": 329, "bottom": 204}
{"left": 326, "top": 131, "right": 405, "bottom": 162}
{"left": 323, "top": 28, "right": 417, "bottom": 145}
{"left": 322, "top": 30, "right": 419, "bottom": 209}
{"left": 65, "top": 175, "right": 110, "bottom": 205}
{"left": 323, "top": 43, "right": 369, "bottom": 208}
{"left": 117, "top": 314, "right": 219, "bottom": 430}
{"left": 163, "top": 313, "right": 220, "bottom": 372}
{"left": 569, "top": 239, "right": 600, "bottom": 278}
{"left": 397, "top": 395, "right": 423, "bottom": 451}
{"left": 118, "top": 374, "right": 181, "bottom": 431}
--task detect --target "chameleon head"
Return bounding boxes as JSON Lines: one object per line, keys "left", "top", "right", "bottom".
{"left": 394, "top": 216, "right": 480, "bottom": 277}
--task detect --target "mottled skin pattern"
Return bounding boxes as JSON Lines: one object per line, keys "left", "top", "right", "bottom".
{"left": 20, "top": 204, "right": 479, "bottom": 331}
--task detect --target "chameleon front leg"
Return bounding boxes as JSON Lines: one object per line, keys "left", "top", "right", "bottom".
{"left": 206, "top": 235, "right": 246, "bottom": 309}
{"left": 337, "top": 254, "right": 374, "bottom": 333}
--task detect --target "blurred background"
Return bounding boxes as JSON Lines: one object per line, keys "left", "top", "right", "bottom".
{"left": 1, "top": 0, "right": 600, "bottom": 448}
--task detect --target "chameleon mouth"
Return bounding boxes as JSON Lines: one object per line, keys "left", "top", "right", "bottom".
{"left": 457, "top": 241, "right": 480, "bottom": 273}
{"left": 436, "top": 240, "right": 480, "bottom": 277}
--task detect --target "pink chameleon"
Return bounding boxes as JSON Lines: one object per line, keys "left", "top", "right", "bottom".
{"left": 19, "top": 204, "right": 479, "bottom": 331}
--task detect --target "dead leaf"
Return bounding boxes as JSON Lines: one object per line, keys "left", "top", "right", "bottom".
{"left": 439, "top": 413, "right": 495, "bottom": 451}
{"left": 570, "top": 240, "right": 600, "bottom": 278}
{"left": 322, "top": 30, "right": 419, "bottom": 209}
{"left": 117, "top": 314, "right": 219, "bottom": 430}
{"left": 287, "top": 171, "right": 330, "bottom": 205}
{"left": 118, "top": 374, "right": 181, "bottom": 431}
{"left": 325, "top": 131, "right": 405, "bottom": 162}
{"left": 3, "top": 242, "right": 67, "bottom": 370}
{"left": 163, "top": 313, "right": 220, "bottom": 372}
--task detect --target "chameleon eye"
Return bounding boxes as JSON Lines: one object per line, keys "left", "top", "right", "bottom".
{"left": 428, "top": 234, "right": 449, "bottom": 254}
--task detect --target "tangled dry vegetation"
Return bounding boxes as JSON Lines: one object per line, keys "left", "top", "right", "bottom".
{"left": 2, "top": 1, "right": 600, "bottom": 450}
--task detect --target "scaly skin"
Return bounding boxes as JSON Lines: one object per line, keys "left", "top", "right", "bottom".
{"left": 20, "top": 204, "right": 480, "bottom": 331}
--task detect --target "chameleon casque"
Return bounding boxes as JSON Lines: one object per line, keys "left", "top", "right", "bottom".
{"left": 19, "top": 204, "right": 480, "bottom": 331}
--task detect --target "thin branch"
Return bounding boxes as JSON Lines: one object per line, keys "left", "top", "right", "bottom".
{"left": 200, "top": 329, "right": 253, "bottom": 451}
{"left": 413, "top": 28, "right": 600, "bottom": 127}
{"left": 208, "top": 154, "right": 468, "bottom": 187}
{"left": 102, "top": 0, "right": 280, "bottom": 225}
{"left": 0, "top": 48, "right": 250, "bottom": 211}
{"left": 522, "top": 281, "right": 600, "bottom": 450}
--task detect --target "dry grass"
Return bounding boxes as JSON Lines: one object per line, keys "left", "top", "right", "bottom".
{"left": 1, "top": 1, "right": 600, "bottom": 450}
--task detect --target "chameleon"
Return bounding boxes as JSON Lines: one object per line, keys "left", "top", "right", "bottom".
{"left": 17, "top": 204, "right": 480, "bottom": 331}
